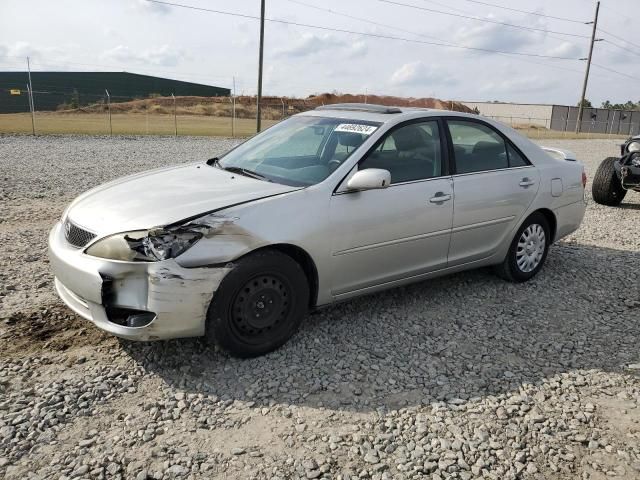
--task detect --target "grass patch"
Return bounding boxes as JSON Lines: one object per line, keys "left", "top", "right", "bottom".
{"left": 0, "top": 112, "right": 628, "bottom": 140}
{"left": 0, "top": 112, "right": 276, "bottom": 137}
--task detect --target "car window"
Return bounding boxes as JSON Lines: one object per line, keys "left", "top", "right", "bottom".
{"left": 360, "top": 121, "right": 442, "bottom": 184}
{"left": 507, "top": 143, "right": 529, "bottom": 167}
{"left": 448, "top": 121, "right": 508, "bottom": 174}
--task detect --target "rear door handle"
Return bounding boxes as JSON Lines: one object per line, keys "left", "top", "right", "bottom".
{"left": 519, "top": 178, "right": 535, "bottom": 187}
{"left": 429, "top": 192, "right": 452, "bottom": 203}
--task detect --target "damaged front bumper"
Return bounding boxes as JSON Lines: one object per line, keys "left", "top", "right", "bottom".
{"left": 48, "top": 222, "right": 231, "bottom": 341}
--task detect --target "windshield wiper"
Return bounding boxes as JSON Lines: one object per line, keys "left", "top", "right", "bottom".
{"left": 207, "top": 157, "right": 270, "bottom": 182}
{"left": 206, "top": 157, "right": 221, "bottom": 167}
{"left": 222, "top": 166, "right": 271, "bottom": 182}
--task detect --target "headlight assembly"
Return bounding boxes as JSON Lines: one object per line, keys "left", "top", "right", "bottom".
{"left": 85, "top": 227, "right": 204, "bottom": 262}
{"left": 627, "top": 141, "right": 640, "bottom": 153}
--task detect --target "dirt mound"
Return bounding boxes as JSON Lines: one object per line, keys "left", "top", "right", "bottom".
{"left": 62, "top": 92, "right": 473, "bottom": 119}
{"left": 306, "top": 93, "right": 473, "bottom": 113}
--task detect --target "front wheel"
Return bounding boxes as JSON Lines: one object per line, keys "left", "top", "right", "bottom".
{"left": 494, "top": 213, "right": 550, "bottom": 283}
{"left": 592, "top": 157, "right": 626, "bottom": 206}
{"left": 205, "top": 250, "right": 309, "bottom": 358}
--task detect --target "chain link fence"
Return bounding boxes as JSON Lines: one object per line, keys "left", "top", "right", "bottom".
{"left": 0, "top": 88, "right": 338, "bottom": 137}
{"left": 484, "top": 115, "right": 635, "bottom": 139}
{"left": 2, "top": 87, "right": 637, "bottom": 139}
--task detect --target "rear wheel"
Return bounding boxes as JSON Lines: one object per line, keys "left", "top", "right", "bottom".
{"left": 592, "top": 157, "right": 626, "bottom": 206}
{"left": 494, "top": 212, "right": 550, "bottom": 283}
{"left": 205, "top": 250, "right": 309, "bottom": 358}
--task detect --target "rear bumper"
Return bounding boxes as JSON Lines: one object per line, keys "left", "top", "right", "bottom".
{"left": 48, "top": 222, "right": 231, "bottom": 341}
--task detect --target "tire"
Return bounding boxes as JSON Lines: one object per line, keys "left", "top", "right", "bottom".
{"left": 592, "top": 157, "right": 626, "bottom": 206}
{"left": 205, "top": 250, "right": 309, "bottom": 358}
{"left": 494, "top": 212, "right": 551, "bottom": 283}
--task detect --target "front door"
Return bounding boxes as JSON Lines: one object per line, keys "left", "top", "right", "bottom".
{"left": 329, "top": 119, "right": 454, "bottom": 296}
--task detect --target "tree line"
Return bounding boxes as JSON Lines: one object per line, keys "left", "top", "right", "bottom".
{"left": 578, "top": 99, "right": 640, "bottom": 110}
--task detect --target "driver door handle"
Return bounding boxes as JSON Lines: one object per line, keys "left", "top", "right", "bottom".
{"left": 519, "top": 178, "right": 535, "bottom": 187}
{"left": 429, "top": 192, "right": 452, "bottom": 203}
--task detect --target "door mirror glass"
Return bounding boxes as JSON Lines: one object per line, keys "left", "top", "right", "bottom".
{"left": 347, "top": 168, "right": 391, "bottom": 191}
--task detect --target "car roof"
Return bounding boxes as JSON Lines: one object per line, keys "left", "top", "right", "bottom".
{"left": 299, "top": 103, "right": 479, "bottom": 124}
{"left": 298, "top": 102, "right": 554, "bottom": 166}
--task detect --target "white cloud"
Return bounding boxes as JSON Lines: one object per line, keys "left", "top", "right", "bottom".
{"left": 102, "top": 44, "right": 185, "bottom": 67}
{"left": 134, "top": 0, "right": 170, "bottom": 15}
{"left": 480, "top": 76, "right": 558, "bottom": 95}
{"left": 453, "top": 19, "right": 539, "bottom": 53}
{"left": 390, "top": 61, "right": 452, "bottom": 87}
{"left": 347, "top": 41, "right": 368, "bottom": 58}
{"left": 546, "top": 41, "right": 582, "bottom": 58}
{"left": 4, "top": 41, "right": 43, "bottom": 59}
{"left": 0, "top": 42, "right": 75, "bottom": 70}
{"left": 273, "top": 33, "right": 368, "bottom": 59}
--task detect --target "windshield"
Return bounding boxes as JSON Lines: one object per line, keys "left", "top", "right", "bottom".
{"left": 216, "top": 116, "right": 381, "bottom": 186}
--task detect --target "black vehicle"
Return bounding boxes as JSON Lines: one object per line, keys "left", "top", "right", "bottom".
{"left": 592, "top": 135, "right": 640, "bottom": 205}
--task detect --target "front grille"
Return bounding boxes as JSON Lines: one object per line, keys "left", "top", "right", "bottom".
{"left": 64, "top": 219, "right": 96, "bottom": 248}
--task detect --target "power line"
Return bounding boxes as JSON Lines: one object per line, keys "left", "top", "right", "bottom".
{"left": 418, "top": 0, "right": 593, "bottom": 50}
{"left": 603, "top": 41, "right": 640, "bottom": 58}
{"left": 591, "top": 62, "right": 640, "bottom": 83}
{"left": 286, "top": 0, "right": 436, "bottom": 41}
{"left": 377, "top": 0, "right": 590, "bottom": 38}
{"left": 428, "top": 0, "right": 589, "bottom": 24}
{"left": 597, "top": 39, "right": 640, "bottom": 58}
{"left": 144, "top": 0, "right": 580, "bottom": 60}
{"left": 285, "top": 0, "right": 586, "bottom": 77}
{"left": 601, "top": 28, "right": 640, "bottom": 51}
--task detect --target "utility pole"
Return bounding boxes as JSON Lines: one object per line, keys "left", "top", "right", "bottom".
{"left": 105, "top": 89, "right": 112, "bottom": 136}
{"left": 26, "top": 57, "right": 36, "bottom": 135}
{"left": 576, "top": 1, "right": 601, "bottom": 134}
{"left": 256, "top": 0, "right": 265, "bottom": 133}
{"left": 232, "top": 76, "right": 236, "bottom": 137}
{"left": 171, "top": 93, "right": 177, "bottom": 136}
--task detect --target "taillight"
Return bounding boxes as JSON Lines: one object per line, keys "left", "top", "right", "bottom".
{"left": 582, "top": 171, "right": 587, "bottom": 188}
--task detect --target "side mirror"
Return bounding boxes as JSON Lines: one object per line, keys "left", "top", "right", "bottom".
{"left": 346, "top": 168, "right": 391, "bottom": 191}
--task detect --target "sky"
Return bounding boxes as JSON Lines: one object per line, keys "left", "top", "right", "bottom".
{"left": 0, "top": 0, "right": 638, "bottom": 106}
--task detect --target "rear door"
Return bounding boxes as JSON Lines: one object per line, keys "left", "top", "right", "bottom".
{"left": 446, "top": 119, "right": 539, "bottom": 266}
{"left": 329, "top": 119, "right": 454, "bottom": 296}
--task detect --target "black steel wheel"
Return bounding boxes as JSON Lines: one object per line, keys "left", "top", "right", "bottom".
{"left": 230, "top": 274, "right": 291, "bottom": 344}
{"left": 206, "top": 250, "right": 309, "bottom": 357}
{"left": 592, "top": 157, "right": 626, "bottom": 206}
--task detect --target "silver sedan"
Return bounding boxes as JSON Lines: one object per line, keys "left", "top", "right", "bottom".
{"left": 48, "top": 104, "right": 587, "bottom": 357}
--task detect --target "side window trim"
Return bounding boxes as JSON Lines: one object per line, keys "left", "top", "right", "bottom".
{"left": 443, "top": 117, "right": 532, "bottom": 175}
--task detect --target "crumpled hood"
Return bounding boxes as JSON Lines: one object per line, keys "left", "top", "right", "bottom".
{"left": 66, "top": 163, "right": 300, "bottom": 235}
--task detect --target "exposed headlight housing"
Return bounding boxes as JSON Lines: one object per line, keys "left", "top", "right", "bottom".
{"left": 85, "top": 227, "right": 204, "bottom": 262}
{"left": 627, "top": 141, "right": 640, "bottom": 153}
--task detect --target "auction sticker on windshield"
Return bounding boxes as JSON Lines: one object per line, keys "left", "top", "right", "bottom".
{"left": 334, "top": 124, "right": 378, "bottom": 135}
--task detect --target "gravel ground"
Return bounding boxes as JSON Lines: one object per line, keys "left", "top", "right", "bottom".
{"left": 0, "top": 134, "right": 639, "bottom": 480}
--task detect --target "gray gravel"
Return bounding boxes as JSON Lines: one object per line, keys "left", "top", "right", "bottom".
{"left": 0, "top": 134, "right": 639, "bottom": 480}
